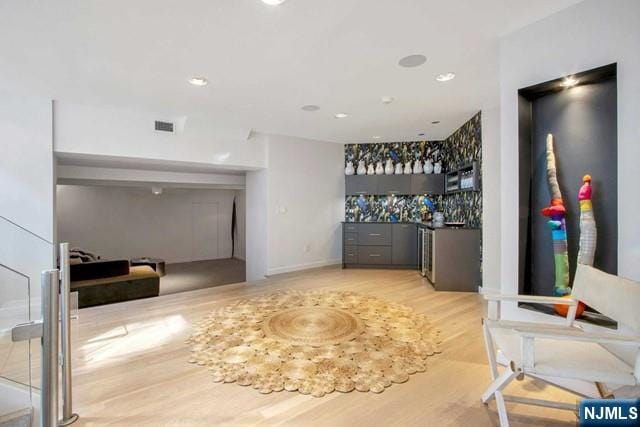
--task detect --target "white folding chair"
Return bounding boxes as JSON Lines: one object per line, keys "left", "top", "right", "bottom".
{"left": 481, "top": 265, "right": 640, "bottom": 426}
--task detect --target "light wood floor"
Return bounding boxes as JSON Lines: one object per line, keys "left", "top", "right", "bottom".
{"left": 69, "top": 266, "right": 578, "bottom": 426}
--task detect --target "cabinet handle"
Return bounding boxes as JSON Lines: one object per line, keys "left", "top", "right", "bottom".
{"left": 346, "top": 253, "right": 354, "bottom": 256}
{"left": 369, "top": 254, "right": 381, "bottom": 257}
{"left": 388, "top": 190, "right": 399, "bottom": 193}
{"left": 368, "top": 233, "right": 381, "bottom": 236}
{"left": 355, "top": 191, "right": 367, "bottom": 194}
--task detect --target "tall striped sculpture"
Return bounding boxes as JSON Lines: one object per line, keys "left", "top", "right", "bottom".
{"left": 578, "top": 175, "right": 597, "bottom": 266}
{"left": 541, "top": 134, "right": 571, "bottom": 297}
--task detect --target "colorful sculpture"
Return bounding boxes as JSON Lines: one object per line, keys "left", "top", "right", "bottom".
{"left": 541, "top": 134, "right": 571, "bottom": 298}
{"left": 577, "top": 175, "right": 597, "bottom": 266}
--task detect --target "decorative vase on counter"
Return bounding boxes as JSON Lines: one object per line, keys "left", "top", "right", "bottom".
{"left": 394, "top": 162, "right": 403, "bottom": 175}
{"left": 433, "top": 211, "right": 445, "bottom": 227}
{"left": 385, "top": 159, "right": 394, "bottom": 175}
{"left": 424, "top": 159, "right": 433, "bottom": 174}
{"left": 413, "top": 159, "right": 422, "bottom": 174}
{"left": 375, "top": 161, "right": 384, "bottom": 175}
{"left": 403, "top": 161, "right": 412, "bottom": 175}
{"left": 433, "top": 161, "right": 442, "bottom": 174}
{"left": 345, "top": 161, "right": 355, "bottom": 175}
{"left": 356, "top": 160, "right": 366, "bottom": 175}
{"left": 367, "top": 163, "right": 375, "bottom": 175}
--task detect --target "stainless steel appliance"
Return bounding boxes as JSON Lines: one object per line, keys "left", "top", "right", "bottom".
{"left": 418, "top": 226, "right": 435, "bottom": 283}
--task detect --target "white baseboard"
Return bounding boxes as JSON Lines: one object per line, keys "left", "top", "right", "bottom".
{"left": 267, "top": 258, "right": 341, "bottom": 276}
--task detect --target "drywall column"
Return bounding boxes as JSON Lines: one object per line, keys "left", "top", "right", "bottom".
{"left": 481, "top": 107, "right": 501, "bottom": 293}
{"left": 245, "top": 170, "right": 268, "bottom": 281}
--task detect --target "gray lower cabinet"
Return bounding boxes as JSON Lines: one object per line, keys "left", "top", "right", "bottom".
{"left": 357, "top": 224, "right": 391, "bottom": 245}
{"left": 343, "top": 223, "right": 416, "bottom": 268}
{"left": 392, "top": 223, "right": 417, "bottom": 265}
{"left": 345, "top": 175, "right": 378, "bottom": 195}
{"left": 357, "top": 246, "right": 392, "bottom": 265}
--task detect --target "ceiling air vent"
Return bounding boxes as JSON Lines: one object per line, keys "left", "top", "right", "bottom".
{"left": 154, "top": 120, "right": 174, "bottom": 133}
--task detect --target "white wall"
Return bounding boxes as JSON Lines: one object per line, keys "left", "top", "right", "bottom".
{"left": 0, "top": 93, "right": 54, "bottom": 307}
{"left": 0, "top": 93, "right": 54, "bottom": 417}
{"left": 265, "top": 134, "right": 344, "bottom": 275}
{"left": 498, "top": 0, "right": 640, "bottom": 317}
{"left": 53, "top": 102, "right": 267, "bottom": 170}
{"left": 56, "top": 185, "right": 243, "bottom": 264}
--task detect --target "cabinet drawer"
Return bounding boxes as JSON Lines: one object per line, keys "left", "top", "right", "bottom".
{"left": 357, "top": 246, "right": 391, "bottom": 265}
{"left": 344, "top": 232, "right": 358, "bottom": 245}
{"left": 343, "top": 223, "right": 358, "bottom": 233}
{"left": 357, "top": 224, "right": 391, "bottom": 245}
{"left": 344, "top": 246, "right": 358, "bottom": 263}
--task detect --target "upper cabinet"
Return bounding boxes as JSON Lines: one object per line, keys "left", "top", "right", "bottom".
{"left": 445, "top": 161, "right": 480, "bottom": 194}
{"left": 377, "top": 175, "right": 411, "bottom": 195}
{"left": 346, "top": 174, "right": 444, "bottom": 196}
{"left": 410, "top": 174, "right": 445, "bottom": 195}
{"left": 345, "top": 175, "right": 378, "bottom": 195}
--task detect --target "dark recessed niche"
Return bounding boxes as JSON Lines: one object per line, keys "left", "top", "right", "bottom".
{"left": 517, "top": 63, "right": 618, "bottom": 298}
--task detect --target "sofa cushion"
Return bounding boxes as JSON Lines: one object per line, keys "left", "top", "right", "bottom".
{"left": 70, "top": 259, "right": 130, "bottom": 282}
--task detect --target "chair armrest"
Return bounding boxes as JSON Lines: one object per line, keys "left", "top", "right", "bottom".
{"left": 483, "top": 294, "right": 577, "bottom": 306}
{"left": 513, "top": 326, "right": 640, "bottom": 346}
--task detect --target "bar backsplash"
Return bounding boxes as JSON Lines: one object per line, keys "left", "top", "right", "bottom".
{"left": 344, "top": 112, "right": 482, "bottom": 228}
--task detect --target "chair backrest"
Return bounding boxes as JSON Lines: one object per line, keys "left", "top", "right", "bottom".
{"left": 572, "top": 265, "right": 640, "bottom": 333}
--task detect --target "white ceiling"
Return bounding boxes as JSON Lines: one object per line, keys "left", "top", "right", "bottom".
{"left": 0, "top": 0, "right": 581, "bottom": 143}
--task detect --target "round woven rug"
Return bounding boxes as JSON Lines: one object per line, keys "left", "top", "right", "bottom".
{"left": 187, "top": 290, "right": 441, "bottom": 397}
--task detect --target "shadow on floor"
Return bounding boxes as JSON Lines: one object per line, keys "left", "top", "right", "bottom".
{"left": 159, "top": 258, "right": 246, "bottom": 296}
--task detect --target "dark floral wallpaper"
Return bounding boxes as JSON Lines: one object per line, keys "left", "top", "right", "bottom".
{"left": 344, "top": 112, "right": 482, "bottom": 228}
{"left": 345, "top": 141, "right": 446, "bottom": 171}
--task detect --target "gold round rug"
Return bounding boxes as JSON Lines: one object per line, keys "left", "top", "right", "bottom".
{"left": 187, "top": 290, "right": 441, "bottom": 397}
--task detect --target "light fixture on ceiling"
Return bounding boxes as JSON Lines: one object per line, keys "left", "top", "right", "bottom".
{"left": 560, "top": 76, "right": 579, "bottom": 88}
{"left": 372, "top": 136, "right": 381, "bottom": 140}
{"left": 335, "top": 113, "right": 348, "bottom": 119}
{"left": 436, "top": 72, "right": 456, "bottom": 82}
{"left": 261, "top": 0, "right": 286, "bottom": 5}
{"left": 188, "top": 77, "right": 208, "bottom": 87}
{"left": 301, "top": 105, "right": 320, "bottom": 111}
{"left": 151, "top": 187, "right": 163, "bottom": 195}
{"left": 381, "top": 96, "right": 394, "bottom": 105}
{"left": 398, "top": 54, "right": 427, "bottom": 68}
{"left": 418, "top": 133, "right": 425, "bottom": 137}
{"left": 431, "top": 120, "right": 440, "bottom": 125}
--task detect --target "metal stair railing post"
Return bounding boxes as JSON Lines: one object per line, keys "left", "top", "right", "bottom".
{"left": 58, "top": 243, "right": 79, "bottom": 426}
{"left": 40, "top": 269, "right": 59, "bottom": 427}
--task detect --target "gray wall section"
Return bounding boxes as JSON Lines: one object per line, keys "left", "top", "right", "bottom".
{"left": 528, "top": 79, "right": 618, "bottom": 296}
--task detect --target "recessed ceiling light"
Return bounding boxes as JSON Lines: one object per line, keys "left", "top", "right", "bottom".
{"left": 436, "top": 72, "right": 456, "bottom": 82}
{"left": 151, "top": 186, "right": 163, "bottom": 195}
{"left": 261, "top": 0, "right": 286, "bottom": 5}
{"left": 398, "top": 54, "right": 427, "bottom": 68}
{"left": 418, "top": 133, "right": 425, "bottom": 137}
{"left": 381, "top": 96, "right": 394, "bottom": 105}
{"left": 335, "top": 113, "right": 348, "bottom": 119}
{"left": 432, "top": 120, "right": 440, "bottom": 125}
{"left": 372, "top": 136, "right": 381, "bottom": 140}
{"left": 560, "top": 76, "right": 579, "bottom": 88}
{"left": 188, "top": 77, "right": 208, "bottom": 87}
{"left": 301, "top": 105, "right": 320, "bottom": 111}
